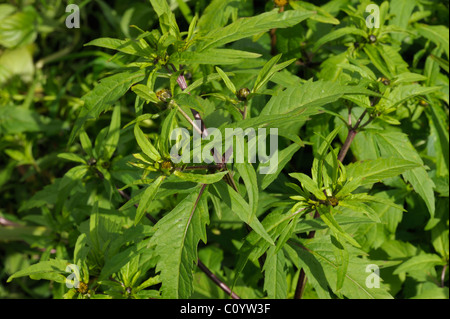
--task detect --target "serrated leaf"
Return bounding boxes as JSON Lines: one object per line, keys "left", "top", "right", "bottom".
{"left": 374, "top": 131, "right": 436, "bottom": 217}
{"left": 318, "top": 205, "right": 361, "bottom": 248}
{"left": 337, "top": 158, "right": 420, "bottom": 196}
{"left": 312, "top": 26, "right": 367, "bottom": 52}
{"left": 7, "top": 259, "right": 69, "bottom": 282}
{"left": 236, "top": 163, "right": 258, "bottom": 218}
{"left": 263, "top": 246, "right": 287, "bottom": 299}
{"left": 150, "top": 186, "right": 208, "bottom": 298}
{"left": 261, "top": 80, "right": 378, "bottom": 116}
{"left": 69, "top": 70, "right": 145, "bottom": 145}
{"left": 393, "top": 253, "right": 445, "bottom": 274}
{"left": 57, "top": 153, "right": 87, "bottom": 164}
{"left": 134, "top": 124, "right": 161, "bottom": 162}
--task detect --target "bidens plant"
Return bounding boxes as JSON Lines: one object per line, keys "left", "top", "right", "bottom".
{"left": 3, "top": 0, "right": 448, "bottom": 300}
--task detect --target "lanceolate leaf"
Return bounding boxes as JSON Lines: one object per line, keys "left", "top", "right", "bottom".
{"left": 85, "top": 37, "right": 154, "bottom": 57}
{"left": 289, "top": 236, "right": 393, "bottom": 299}
{"left": 290, "top": 173, "right": 326, "bottom": 200}
{"left": 263, "top": 246, "right": 288, "bottom": 299}
{"left": 173, "top": 170, "right": 228, "bottom": 184}
{"left": 7, "top": 259, "right": 69, "bottom": 283}
{"left": 215, "top": 66, "right": 236, "bottom": 94}
{"left": 373, "top": 131, "right": 436, "bottom": 217}
{"left": 259, "top": 143, "right": 301, "bottom": 190}
{"left": 170, "top": 49, "right": 261, "bottom": 65}
{"left": 416, "top": 24, "right": 449, "bottom": 58}
{"left": 103, "top": 104, "right": 121, "bottom": 160}
{"left": 134, "top": 124, "right": 161, "bottom": 162}
{"left": 337, "top": 158, "right": 420, "bottom": 196}
{"left": 135, "top": 175, "right": 166, "bottom": 225}
{"left": 318, "top": 205, "right": 361, "bottom": 248}
{"left": 261, "top": 80, "right": 378, "bottom": 116}
{"left": 150, "top": 186, "right": 209, "bottom": 298}
{"left": 312, "top": 27, "right": 367, "bottom": 52}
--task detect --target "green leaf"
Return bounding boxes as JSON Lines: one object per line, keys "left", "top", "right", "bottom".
{"left": 430, "top": 54, "right": 449, "bottom": 73}
{"left": 134, "top": 124, "right": 161, "bottom": 162}
{"left": 284, "top": 243, "right": 332, "bottom": 299}
{"left": 103, "top": 104, "right": 121, "bottom": 160}
{"left": 363, "top": 45, "right": 392, "bottom": 78}
{"left": 173, "top": 93, "right": 205, "bottom": 114}
{"left": 338, "top": 158, "right": 420, "bottom": 196}
{"left": 392, "top": 72, "right": 428, "bottom": 85}
{"left": 135, "top": 175, "right": 165, "bottom": 225}
{"left": 263, "top": 246, "right": 287, "bottom": 299}
{"left": 149, "top": 0, "right": 180, "bottom": 37}
{"left": 411, "top": 287, "right": 450, "bottom": 299}
{"left": 7, "top": 259, "right": 69, "bottom": 282}
{"left": 69, "top": 70, "right": 145, "bottom": 145}
{"left": 261, "top": 80, "right": 377, "bottom": 116}
{"left": 252, "top": 54, "right": 282, "bottom": 93}
{"left": 338, "top": 199, "right": 381, "bottom": 223}
{"left": 259, "top": 143, "right": 301, "bottom": 190}
{"left": 416, "top": 24, "right": 449, "bottom": 58}
{"left": 374, "top": 131, "right": 436, "bottom": 217}
{"left": 150, "top": 186, "right": 209, "bottom": 298}
{"left": 170, "top": 49, "right": 261, "bottom": 65}
{"left": 331, "top": 235, "right": 349, "bottom": 293}
{"left": 393, "top": 253, "right": 445, "bottom": 274}
{"left": 173, "top": 170, "right": 228, "bottom": 184}
{"left": 212, "top": 181, "right": 274, "bottom": 245}
{"left": 215, "top": 66, "right": 236, "bottom": 94}
{"left": 197, "top": 9, "right": 315, "bottom": 51}
{"left": 233, "top": 208, "right": 304, "bottom": 291}
{"left": 159, "top": 108, "right": 178, "bottom": 157}
{"left": 131, "top": 84, "right": 160, "bottom": 104}
{"left": 0, "top": 9, "right": 37, "bottom": 48}
{"left": 85, "top": 37, "right": 154, "bottom": 57}
{"left": 311, "top": 127, "right": 341, "bottom": 191}
{"left": 379, "top": 84, "right": 441, "bottom": 110}
{"left": 57, "top": 153, "right": 87, "bottom": 164}
{"left": 290, "top": 1, "right": 340, "bottom": 25}
{"left": 236, "top": 163, "right": 258, "bottom": 218}
{"left": 289, "top": 173, "right": 326, "bottom": 200}
{"left": 0, "top": 105, "right": 42, "bottom": 134}
{"left": 79, "top": 130, "right": 93, "bottom": 158}
{"left": 318, "top": 205, "right": 361, "bottom": 248}
{"left": 196, "top": 0, "right": 238, "bottom": 34}
{"left": 290, "top": 236, "right": 393, "bottom": 299}
{"left": 312, "top": 27, "right": 367, "bottom": 52}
